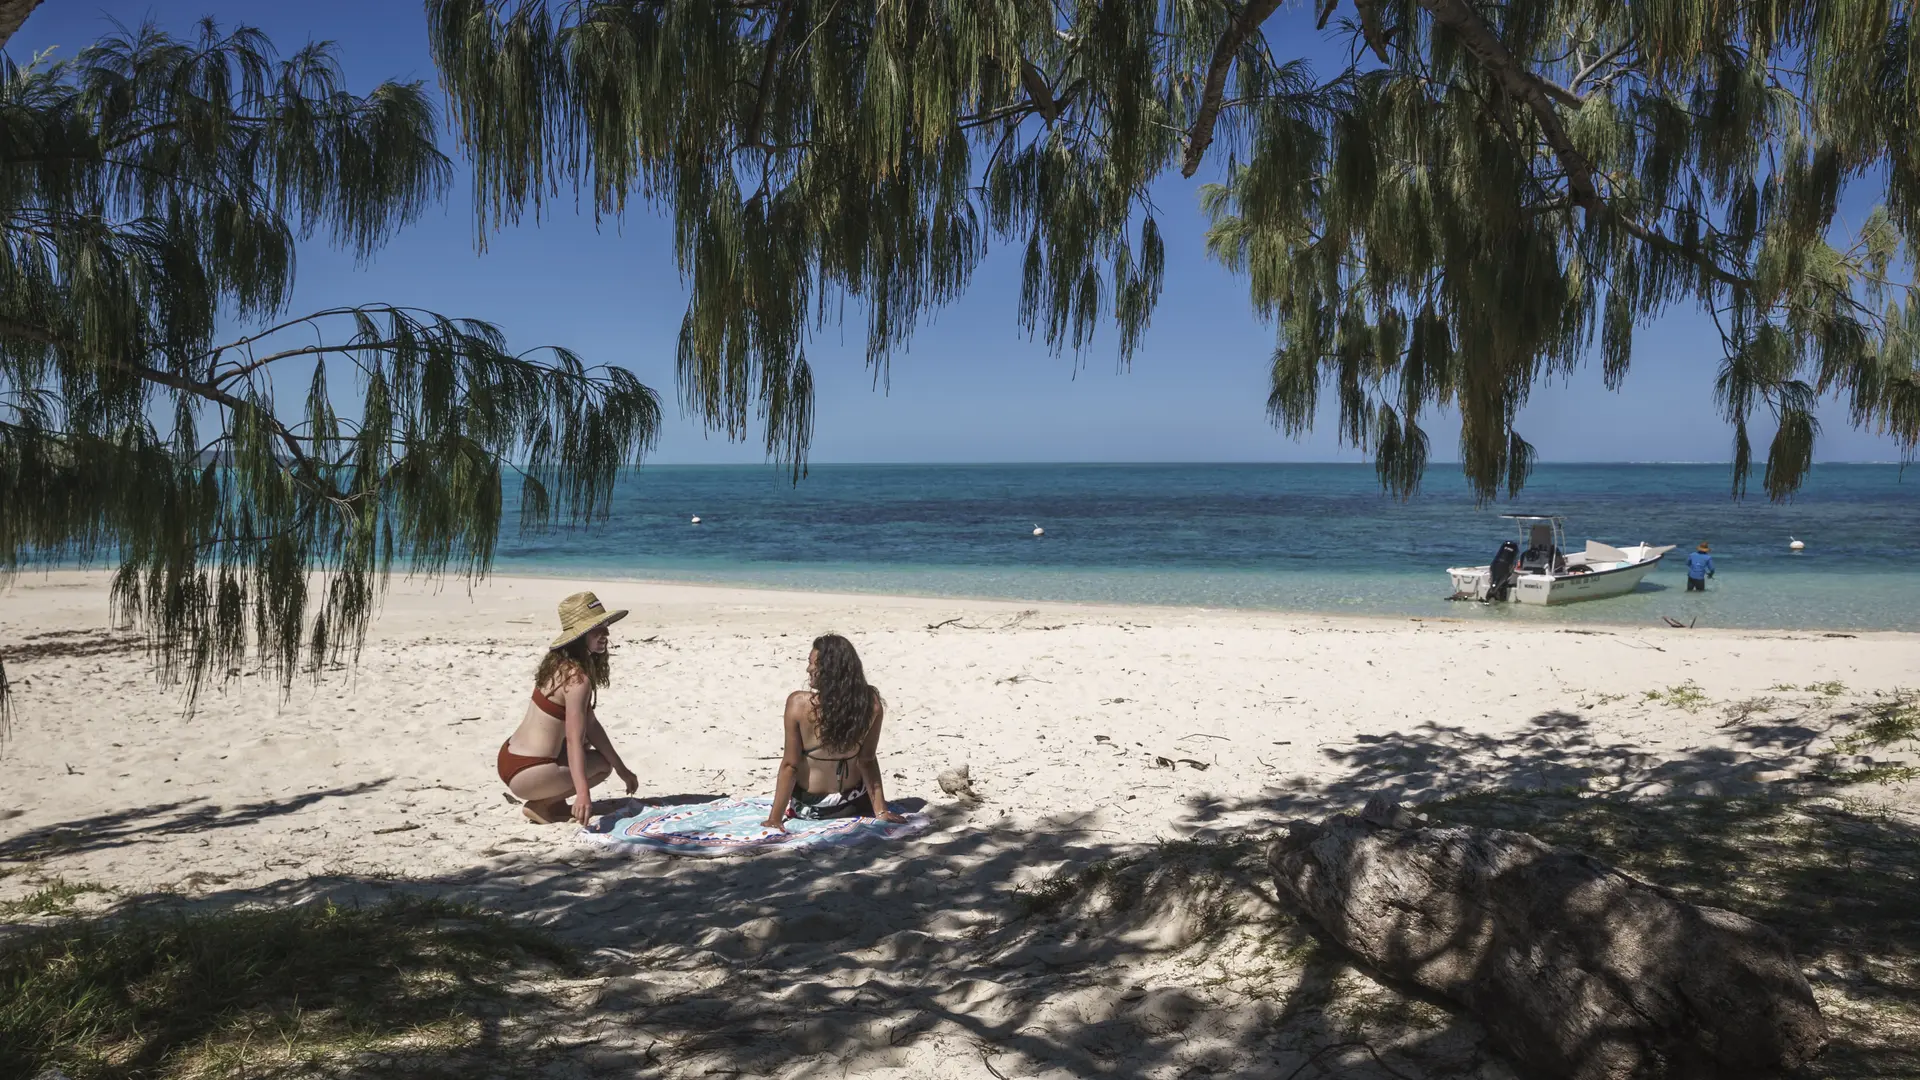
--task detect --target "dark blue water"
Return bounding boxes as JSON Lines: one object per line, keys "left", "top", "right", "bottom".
{"left": 494, "top": 463, "right": 1920, "bottom": 630}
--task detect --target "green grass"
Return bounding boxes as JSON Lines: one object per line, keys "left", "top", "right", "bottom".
{"left": 0, "top": 895, "right": 572, "bottom": 1080}
{"left": 0, "top": 879, "right": 110, "bottom": 918}
{"left": 1837, "top": 693, "right": 1920, "bottom": 755}
{"left": 1643, "top": 681, "right": 1710, "bottom": 713}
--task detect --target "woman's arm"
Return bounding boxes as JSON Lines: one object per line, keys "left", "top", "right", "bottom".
{"left": 762, "top": 692, "right": 807, "bottom": 829}
{"left": 855, "top": 699, "right": 904, "bottom": 822}
{"left": 583, "top": 710, "right": 638, "bottom": 795}
{"left": 563, "top": 674, "right": 595, "bottom": 825}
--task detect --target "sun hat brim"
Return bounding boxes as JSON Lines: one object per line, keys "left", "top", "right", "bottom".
{"left": 549, "top": 608, "right": 628, "bottom": 649}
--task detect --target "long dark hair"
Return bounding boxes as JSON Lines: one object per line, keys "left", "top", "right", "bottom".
{"left": 535, "top": 634, "right": 609, "bottom": 700}
{"left": 810, "top": 633, "right": 881, "bottom": 750}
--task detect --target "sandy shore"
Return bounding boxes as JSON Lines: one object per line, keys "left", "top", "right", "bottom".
{"left": 4, "top": 570, "right": 1917, "bottom": 1078}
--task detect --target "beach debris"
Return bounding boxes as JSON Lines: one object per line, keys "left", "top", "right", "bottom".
{"left": 995, "top": 673, "right": 1048, "bottom": 685}
{"left": 1100, "top": 697, "right": 1130, "bottom": 704}
{"left": 1176, "top": 758, "right": 1211, "bottom": 771}
{"left": 1154, "top": 755, "right": 1176, "bottom": 769}
{"left": 1270, "top": 795, "right": 1827, "bottom": 1080}
{"left": 926, "top": 610, "right": 1045, "bottom": 632}
{"left": 1094, "top": 735, "right": 1110, "bottom": 742}
{"left": 1178, "top": 732, "right": 1231, "bottom": 742}
{"left": 937, "top": 764, "right": 982, "bottom": 806}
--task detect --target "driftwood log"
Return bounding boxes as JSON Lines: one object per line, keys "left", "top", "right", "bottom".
{"left": 1269, "top": 797, "right": 1826, "bottom": 1080}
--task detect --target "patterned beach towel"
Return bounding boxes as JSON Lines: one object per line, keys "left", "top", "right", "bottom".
{"left": 582, "top": 796, "right": 933, "bottom": 858}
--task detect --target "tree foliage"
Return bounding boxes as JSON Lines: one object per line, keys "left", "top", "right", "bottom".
{"left": 1205, "top": 0, "right": 1920, "bottom": 500}
{"left": 0, "top": 20, "right": 661, "bottom": 717}
{"left": 429, "top": 0, "right": 1920, "bottom": 499}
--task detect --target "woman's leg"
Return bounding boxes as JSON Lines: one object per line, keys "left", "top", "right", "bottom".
{"left": 507, "top": 752, "right": 612, "bottom": 821}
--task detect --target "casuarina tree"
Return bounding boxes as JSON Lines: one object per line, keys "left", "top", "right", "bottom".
{"left": 0, "top": 20, "right": 661, "bottom": 716}
{"left": 426, "top": 0, "right": 1919, "bottom": 499}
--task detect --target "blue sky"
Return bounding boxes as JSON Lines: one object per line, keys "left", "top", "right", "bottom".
{"left": 11, "top": 1, "right": 1906, "bottom": 467}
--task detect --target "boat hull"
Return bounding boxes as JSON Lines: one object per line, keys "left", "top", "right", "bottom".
{"left": 1449, "top": 554, "right": 1664, "bottom": 605}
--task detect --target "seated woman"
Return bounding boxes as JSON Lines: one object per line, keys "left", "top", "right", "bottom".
{"left": 497, "top": 592, "right": 639, "bottom": 825}
{"left": 763, "top": 633, "right": 906, "bottom": 829}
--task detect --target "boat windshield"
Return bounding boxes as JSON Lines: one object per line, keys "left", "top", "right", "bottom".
{"left": 1504, "top": 515, "right": 1567, "bottom": 575}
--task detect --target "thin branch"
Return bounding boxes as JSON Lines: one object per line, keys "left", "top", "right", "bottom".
{"left": 200, "top": 306, "right": 379, "bottom": 360}
{"left": 1571, "top": 39, "right": 1634, "bottom": 90}
{"left": 121, "top": 360, "right": 327, "bottom": 488}
{"left": 0, "top": 316, "right": 337, "bottom": 500}
{"left": 738, "top": 1, "right": 794, "bottom": 150}
{"left": 213, "top": 340, "right": 409, "bottom": 388}
{"left": 961, "top": 100, "right": 1044, "bottom": 130}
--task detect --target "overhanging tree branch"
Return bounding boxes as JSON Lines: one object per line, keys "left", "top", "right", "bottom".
{"left": 0, "top": 0, "right": 43, "bottom": 52}
{"left": 1182, "top": 0, "right": 1285, "bottom": 177}
{"left": 1412, "top": 0, "right": 1749, "bottom": 291}
{"left": 739, "top": 1, "right": 794, "bottom": 150}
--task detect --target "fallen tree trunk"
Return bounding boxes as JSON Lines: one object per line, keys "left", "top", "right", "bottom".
{"left": 1268, "top": 797, "right": 1826, "bottom": 1080}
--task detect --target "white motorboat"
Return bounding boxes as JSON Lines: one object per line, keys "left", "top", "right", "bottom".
{"left": 1448, "top": 515, "right": 1673, "bottom": 606}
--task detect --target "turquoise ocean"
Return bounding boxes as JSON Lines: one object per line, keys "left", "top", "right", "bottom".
{"left": 493, "top": 464, "right": 1920, "bottom": 632}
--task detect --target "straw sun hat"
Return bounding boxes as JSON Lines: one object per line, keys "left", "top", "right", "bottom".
{"left": 549, "top": 591, "right": 628, "bottom": 649}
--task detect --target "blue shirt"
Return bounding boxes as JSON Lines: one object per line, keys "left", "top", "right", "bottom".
{"left": 1686, "top": 552, "right": 1714, "bottom": 580}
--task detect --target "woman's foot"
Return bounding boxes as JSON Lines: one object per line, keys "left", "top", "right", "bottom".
{"left": 521, "top": 797, "right": 571, "bottom": 824}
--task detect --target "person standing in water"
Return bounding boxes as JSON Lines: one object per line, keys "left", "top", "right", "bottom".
{"left": 497, "top": 592, "right": 640, "bottom": 825}
{"left": 1686, "top": 543, "right": 1715, "bottom": 592}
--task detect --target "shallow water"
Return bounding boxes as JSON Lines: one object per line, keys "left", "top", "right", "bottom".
{"left": 495, "top": 463, "right": 1920, "bottom": 631}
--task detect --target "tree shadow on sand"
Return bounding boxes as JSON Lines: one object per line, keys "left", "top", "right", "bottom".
{"left": 1166, "top": 693, "right": 1919, "bottom": 1079}
{"left": 4, "top": 697, "right": 1917, "bottom": 1079}
{"left": 0, "top": 781, "right": 391, "bottom": 864}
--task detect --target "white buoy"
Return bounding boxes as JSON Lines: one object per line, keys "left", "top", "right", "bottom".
{"left": 690, "top": 516, "right": 701, "bottom": 525}
{"left": 1032, "top": 524, "right": 1044, "bottom": 537}
{"left": 1789, "top": 536, "right": 1804, "bottom": 551}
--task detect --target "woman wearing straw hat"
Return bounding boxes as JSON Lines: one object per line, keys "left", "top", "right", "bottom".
{"left": 497, "top": 592, "right": 640, "bottom": 825}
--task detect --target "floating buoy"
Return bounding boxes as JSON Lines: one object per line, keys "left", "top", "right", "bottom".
{"left": 1789, "top": 536, "right": 1804, "bottom": 551}
{"left": 1032, "top": 524, "right": 1044, "bottom": 537}
{"left": 690, "top": 516, "right": 701, "bottom": 525}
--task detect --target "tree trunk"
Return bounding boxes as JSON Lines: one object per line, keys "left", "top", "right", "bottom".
{"left": 1268, "top": 797, "right": 1826, "bottom": 1080}
{"left": 0, "top": 0, "right": 46, "bottom": 53}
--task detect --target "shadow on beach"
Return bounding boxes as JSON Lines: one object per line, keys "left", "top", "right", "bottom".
{"left": 0, "top": 780, "right": 392, "bottom": 863}
{"left": 3, "top": 698, "right": 1917, "bottom": 1080}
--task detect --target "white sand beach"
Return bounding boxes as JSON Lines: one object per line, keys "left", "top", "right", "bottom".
{"left": 4, "top": 571, "right": 1917, "bottom": 1078}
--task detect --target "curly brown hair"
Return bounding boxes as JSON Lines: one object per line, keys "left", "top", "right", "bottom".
{"left": 535, "top": 635, "right": 608, "bottom": 702}
{"left": 810, "top": 633, "right": 881, "bottom": 751}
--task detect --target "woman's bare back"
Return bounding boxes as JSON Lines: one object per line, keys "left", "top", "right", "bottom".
{"left": 791, "top": 690, "right": 883, "bottom": 794}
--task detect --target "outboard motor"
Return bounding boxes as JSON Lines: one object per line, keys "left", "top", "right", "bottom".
{"left": 1487, "top": 540, "right": 1520, "bottom": 600}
